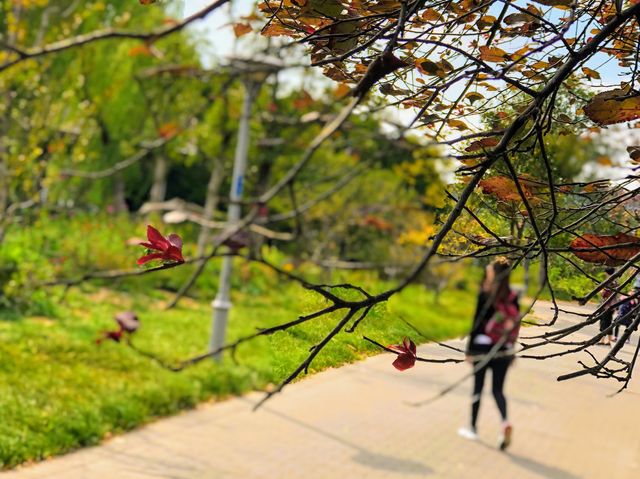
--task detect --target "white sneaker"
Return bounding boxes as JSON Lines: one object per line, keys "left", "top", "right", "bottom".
{"left": 499, "top": 424, "right": 513, "bottom": 451}
{"left": 458, "top": 426, "right": 478, "bottom": 441}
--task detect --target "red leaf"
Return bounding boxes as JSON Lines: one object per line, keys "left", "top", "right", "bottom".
{"left": 570, "top": 233, "right": 640, "bottom": 266}
{"left": 146, "top": 225, "right": 171, "bottom": 250}
{"left": 96, "top": 329, "right": 124, "bottom": 344}
{"left": 389, "top": 337, "right": 417, "bottom": 371}
{"left": 138, "top": 225, "right": 185, "bottom": 266}
{"left": 392, "top": 353, "right": 417, "bottom": 371}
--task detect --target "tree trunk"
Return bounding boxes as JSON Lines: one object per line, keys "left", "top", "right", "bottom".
{"left": 149, "top": 154, "right": 169, "bottom": 204}
{"left": 196, "top": 156, "right": 225, "bottom": 256}
{"left": 112, "top": 172, "right": 128, "bottom": 213}
{"left": 523, "top": 257, "right": 530, "bottom": 295}
{"left": 538, "top": 258, "right": 548, "bottom": 289}
{"left": 251, "top": 159, "right": 274, "bottom": 255}
{"left": 0, "top": 158, "right": 8, "bottom": 243}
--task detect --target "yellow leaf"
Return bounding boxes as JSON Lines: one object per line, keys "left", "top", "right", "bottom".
{"left": 584, "top": 87, "right": 640, "bottom": 126}
{"left": 530, "top": 61, "right": 550, "bottom": 69}
{"left": 447, "top": 119, "right": 468, "bottom": 131}
{"left": 262, "top": 22, "right": 294, "bottom": 37}
{"left": 582, "top": 67, "right": 601, "bottom": 80}
{"left": 465, "top": 92, "right": 485, "bottom": 104}
{"left": 479, "top": 46, "right": 508, "bottom": 63}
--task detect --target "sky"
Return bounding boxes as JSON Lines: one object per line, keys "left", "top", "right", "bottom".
{"left": 181, "top": 0, "right": 267, "bottom": 66}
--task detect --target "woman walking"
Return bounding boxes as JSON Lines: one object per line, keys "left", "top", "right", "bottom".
{"left": 458, "top": 258, "right": 520, "bottom": 451}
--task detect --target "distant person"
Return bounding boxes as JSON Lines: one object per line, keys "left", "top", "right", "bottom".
{"left": 614, "top": 276, "right": 640, "bottom": 343}
{"left": 598, "top": 267, "right": 618, "bottom": 346}
{"left": 458, "top": 257, "right": 520, "bottom": 451}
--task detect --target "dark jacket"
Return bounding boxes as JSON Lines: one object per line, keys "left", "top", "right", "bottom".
{"left": 466, "top": 290, "right": 520, "bottom": 355}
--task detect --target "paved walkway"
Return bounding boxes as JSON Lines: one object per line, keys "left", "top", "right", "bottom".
{"left": 3, "top": 301, "right": 640, "bottom": 479}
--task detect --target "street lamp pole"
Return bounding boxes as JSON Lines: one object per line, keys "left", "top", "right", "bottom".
{"left": 210, "top": 78, "right": 261, "bottom": 360}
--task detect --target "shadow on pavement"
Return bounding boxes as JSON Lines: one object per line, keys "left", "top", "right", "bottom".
{"left": 351, "top": 449, "right": 432, "bottom": 475}
{"left": 257, "top": 402, "right": 433, "bottom": 476}
{"left": 507, "top": 452, "right": 581, "bottom": 479}
{"left": 475, "top": 438, "right": 580, "bottom": 479}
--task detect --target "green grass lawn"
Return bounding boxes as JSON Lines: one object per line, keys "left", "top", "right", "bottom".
{"left": 0, "top": 276, "right": 473, "bottom": 468}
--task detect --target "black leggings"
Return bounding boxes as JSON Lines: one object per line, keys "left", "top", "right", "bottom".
{"left": 600, "top": 310, "right": 613, "bottom": 334}
{"left": 471, "top": 357, "right": 511, "bottom": 429}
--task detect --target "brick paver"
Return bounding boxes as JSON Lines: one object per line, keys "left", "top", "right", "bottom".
{"left": 3, "top": 300, "right": 640, "bottom": 478}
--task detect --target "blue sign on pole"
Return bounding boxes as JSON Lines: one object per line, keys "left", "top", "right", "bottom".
{"left": 236, "top": 176, "right": 244, "bottom": 196}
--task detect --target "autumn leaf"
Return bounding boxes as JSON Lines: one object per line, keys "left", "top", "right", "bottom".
{"left": 596, "top": 155, "right": 612, "bottom": 166}
{"left": 447, "top": 119, "right": 468, "bottom": 131}
{"left": 584, "top": 88, "right": 640, "bottom": 126}
{"left": 415, "top": 58, "right": 441, "bottom": 76}
{"left": 293, "top": 90, "right": 314, "bottom": 109}
{"left": 128, "top": 45, "right": 154, "bottom": 57}
{"left": 504, "top": 13, "right": 536, "bottom": 25}
{"left": 439, "top": 58, "right": 454, "bottom": 72}
{"left": 465, "top": 92, "right": 484, "bottom": 104}
{"left": 582, "top": 67, "right": 601, "bottom": 80}
{"left": 262, "top": 22, "right": 293, "bottom": 37}
{"left": 627, "top": 146, "right": 640, "bottom": 163}
{"left": 379, "top": 83, "right": 411, "bottom": 96}
{"left": 362, "top": 215, "right": 393, "bottom": 231}
{"left": 570, "top": 233, "right": 640, "bottom": 266}
{"left": 323, "top": 67, "right": 351, "bottom": 82}
{"left": 233, "top": 23, "right": 252, "bottom": 37}
{"left": 334, "top": 83, "right": 351, "bottom": 99}
{"left": 532, "top": 0, "right": 572, "bottom": 6}
{"left": 388, "top": 337, "right": 417, "bottom": 371}
{"left": 478, "top": 176, "right": 538, "bottom": 202}
{"left": 465, "top": 137, "right": 499, "bottom": 152}
{"left": 422, "top": 8, "right": 441, "bottom": 21}
{"left": 139, "top": 0, "right": 157, "bottom": 4}
{"left": 479, "top": 46, "right": 509, "bottom": 63}
{"left": 157, "top": 123, "right": 180, "bottom": 139}
{"left": 531, "top": 60, "right": 550, "bottom": 69}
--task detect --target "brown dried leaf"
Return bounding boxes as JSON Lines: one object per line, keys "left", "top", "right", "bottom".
{"left": 465, "top": 137, "right": 499, "bottom": 152}
{"left": 233, "top": 23, "right": 253, "bottom": 38}
{"left": 584, "top": 88, "right": 640, "bottom": 126}
{"left": 415, "top": 58, "right": 441, "bottom": 76}
{"left": 627, "top": 146, "right": 640, "bottom": 163}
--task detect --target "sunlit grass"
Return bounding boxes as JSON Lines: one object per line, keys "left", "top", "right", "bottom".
{"left": 0, "top": 278, "right": 473, "bottom": 468}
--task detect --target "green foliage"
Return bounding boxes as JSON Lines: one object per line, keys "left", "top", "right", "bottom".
{"left": 0, "top": 213, "right": 139, "bottom": 312}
